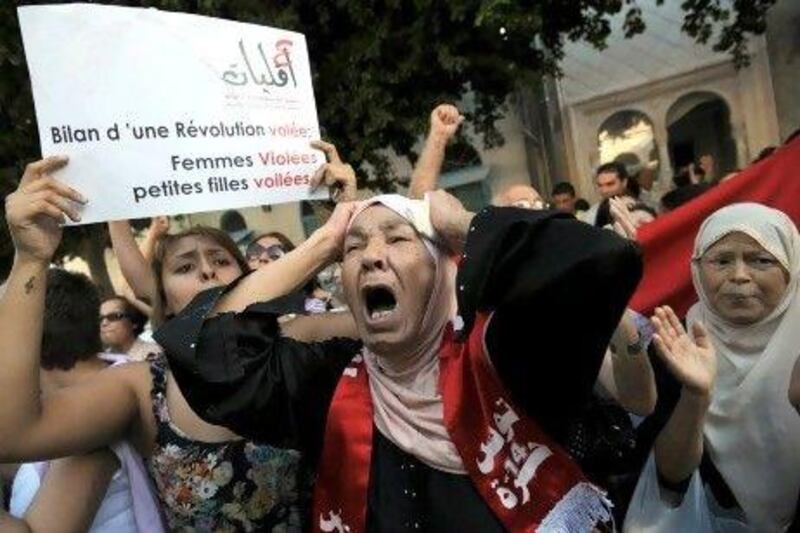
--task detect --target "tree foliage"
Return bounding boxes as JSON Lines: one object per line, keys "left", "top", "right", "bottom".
{"left": 0, "top": 0, "right": 776, "bottom": 280}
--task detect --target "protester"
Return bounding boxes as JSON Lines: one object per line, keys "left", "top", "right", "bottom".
{"left": 99, "top": 296, "right": 160, "bottom": 361}
{"left": 245, "top": 231, "right": 294, "bottom": 269}
{"left": 493, "top": 183, "right": 548, "bottom": 209}
{"left": 408, "top": 103, "right": 550, "bottom": 214}
{"left": 625, "top": 203, "right": 800, "bottom": 531}
{"left": 595, "top": 192, "right": 638, "bottom": 229}
{"left": 3, "top": 268, "right": 163, "bottom": 532}
{"left": 410, "top": 103, "right": 658, "bottom": 429}
{"left": 408, "top": 104, "right": 464, "bottom": 199}
{"left": 161, "top": 189, "right": 642, "bottom": 531}
{"left": 552, "top": 181, "right": 578, "bottom": 215}
{"left": 0, "top": 156, "right": 357, "bottom": 531}
{"left": 584, "top": 162, "right": 631, "bottom": 225}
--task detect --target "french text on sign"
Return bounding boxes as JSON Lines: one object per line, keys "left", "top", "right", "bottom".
{"left": 19, "top": 4, "right": 324, "bottom": 224}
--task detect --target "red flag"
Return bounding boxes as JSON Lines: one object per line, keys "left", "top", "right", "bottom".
{"left": 630, "top": 137, "right": 800, "bottom": 317}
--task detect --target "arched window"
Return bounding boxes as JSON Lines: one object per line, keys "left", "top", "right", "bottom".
{"left": 597, "top": 110, "right": 660, "bottom": 180}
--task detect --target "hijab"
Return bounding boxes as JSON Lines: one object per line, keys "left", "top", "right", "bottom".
{"left": 346, "top": 194, "right": 465, "bottom": 474}
{"left": 687, "top": 202, "right": 800, "bottom": 530}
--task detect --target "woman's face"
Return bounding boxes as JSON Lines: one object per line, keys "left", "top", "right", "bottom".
{"left": 99, "top": 299, "right": 135, "bottom": 349}
{"left": 161, "top": 235, "right": 243, "bottom": 315}
{"left": 342, "top": 206, "right": 436, "bottom": 357}
{"left": 699, "top": 232, "right": 789, "bottom": 325}
{"left": 246, "top": 236, "right": 285, "bottom": 270}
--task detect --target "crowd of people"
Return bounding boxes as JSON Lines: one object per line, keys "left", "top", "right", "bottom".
{"left": 0, "top": 103, "right": 797, "bottom": 532}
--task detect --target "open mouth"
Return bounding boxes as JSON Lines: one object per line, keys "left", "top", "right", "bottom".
{"left": 363, "top": 285, "right": 398, "bottom": 322}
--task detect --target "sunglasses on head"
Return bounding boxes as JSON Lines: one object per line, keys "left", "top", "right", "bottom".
{"left": 100, "top": 312, "right": 129, "bottom": 323}
{"left": 246, "top": 242, "right": 286, "bottom": 261}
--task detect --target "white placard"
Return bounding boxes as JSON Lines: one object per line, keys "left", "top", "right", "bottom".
{"left": 18, "top": 4, "right": 326, "bottom": 225}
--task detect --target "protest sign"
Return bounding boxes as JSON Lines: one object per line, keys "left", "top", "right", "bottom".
{"left": 18, "top": 3, "right": 325, "bottom": 225}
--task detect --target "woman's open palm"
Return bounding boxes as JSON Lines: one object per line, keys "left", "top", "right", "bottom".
{"left": 652, "top": 306, "right": 717, "bottom": 396}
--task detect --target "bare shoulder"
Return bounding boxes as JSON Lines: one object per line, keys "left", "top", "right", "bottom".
{"left": 97, "top": 360, "right": 156, "bottom": 404}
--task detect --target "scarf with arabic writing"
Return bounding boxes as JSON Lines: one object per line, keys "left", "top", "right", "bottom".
{"left": 312, "top": 313, "right": 612, "bottom": 532}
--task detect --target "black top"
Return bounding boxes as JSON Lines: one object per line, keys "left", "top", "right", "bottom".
{"left": 158, "top": 206, "right": 642, "bottom": 531}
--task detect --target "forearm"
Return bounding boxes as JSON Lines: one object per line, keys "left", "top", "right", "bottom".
{"left": 409, "top": 133, "right": 448, "bottom": 199}
{"left": 609, "top": 350, "right": 657, "bottom": 416}
{"left": 108, "top": 220, "right": 156, "bottom": 301}
{"left": 214, "top": 229, "right": 337, "bottom": 314}
{"left": 281, "top": 311, "right": 358, "bottom": 343}
{"left": 128, "top": 296, "right": 153, "bottom": 317}
{"left": 654, "top": 389, "right": 710, "bottom": 484}
{"left": 23, "top": 451, "right": 118, "bottom": 533}
{"left": 140, "top": 230, "right": 159, "bottom": 264}
{"left": 0, "top": 257, "right": 48, "bottom": 444}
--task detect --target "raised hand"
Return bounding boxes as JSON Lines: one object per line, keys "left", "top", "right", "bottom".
{"left": 147, "top": 215, "right": 170, "bottom": 239}
{"left": 652, "top": 306, "right": 717, "bottom": 396}
{"left": 609, "top": 196, "right": 637, "bottom": 241}
{"left": 310, "top": 140, "right": 357, "bottom": 203}
{"left": 5, "top": 156, "right": 86, "bottom": 264}
{"left": 429, "top": 104, "right": 464, "bottom": 141}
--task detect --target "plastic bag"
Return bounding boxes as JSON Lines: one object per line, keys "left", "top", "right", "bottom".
{"left": 623, "top": 453, "right": 715, "bottom": 532}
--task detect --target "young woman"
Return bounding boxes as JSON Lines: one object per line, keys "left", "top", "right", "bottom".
{"left": 0, "top": 155, "right": 352, "bottom": 530}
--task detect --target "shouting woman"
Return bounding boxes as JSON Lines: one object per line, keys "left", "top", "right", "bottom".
{"left": 163, "top": 190, "right": 642, "bottom": 531}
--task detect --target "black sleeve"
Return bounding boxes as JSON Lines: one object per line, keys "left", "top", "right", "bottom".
{"left": 457, "top": 207, "right": 643, "bottom": 439}
{"left": 156, "top": 282, "right": 361, "bottom": 461}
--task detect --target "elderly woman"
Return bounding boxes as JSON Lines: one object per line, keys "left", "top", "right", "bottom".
{"left": 625, "top": 203, "right": 800, "bottom": 532}
{"left": 162, "top": 190, "right": 641, "bottom": 531}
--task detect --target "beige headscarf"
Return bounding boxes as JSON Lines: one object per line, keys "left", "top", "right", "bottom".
{"left": 347, "top": 194, "right": 465, "bottom": 474}
{"left": 687, "top": 203, "right": 800, "bottom": 531}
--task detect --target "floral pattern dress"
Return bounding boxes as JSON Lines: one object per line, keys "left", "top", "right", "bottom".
{"left": 146, "top": 357, "right": 307, "bottom": 532}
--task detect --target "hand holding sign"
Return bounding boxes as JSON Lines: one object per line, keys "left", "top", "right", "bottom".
{"left": 310, "top": 140, "right": 357, "bottom": 203}
{"left": 147, "top": 216, "right": 171, "bottom": 239}
{"left": 6, "top": 156, "right": 86, "bottom": 263}
{"left": 18, "top": 4, "right": 323, "bottom": 224}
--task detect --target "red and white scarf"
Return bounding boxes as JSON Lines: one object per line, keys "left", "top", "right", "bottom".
{"left": 313, "top": 313, "right": 612, "bottom": 532}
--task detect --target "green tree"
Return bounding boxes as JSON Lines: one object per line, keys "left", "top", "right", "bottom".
{"left": 0, "top": 0, "right": 776, "bottom": 282}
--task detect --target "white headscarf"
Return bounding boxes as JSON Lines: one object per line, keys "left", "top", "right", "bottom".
{"left": 687, "top": 203, "right": 800, "bottom": 531}
{"left": 346, "top": 194, "right": 465, "bottom": 474}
